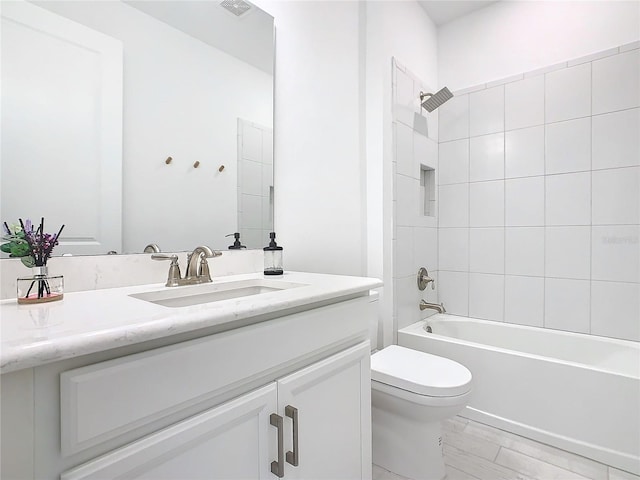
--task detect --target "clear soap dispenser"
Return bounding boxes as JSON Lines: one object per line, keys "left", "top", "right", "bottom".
{"left": 263, "top": 232, "right": 283, "bottom": 275}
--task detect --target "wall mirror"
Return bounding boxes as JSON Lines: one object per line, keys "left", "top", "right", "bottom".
{"left": 1, "top": 0, "right": 274, "bottom": 256}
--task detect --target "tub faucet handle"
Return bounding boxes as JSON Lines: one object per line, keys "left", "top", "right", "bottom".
{"left": 417, "top": 267, "right": 435, "bottom": 291}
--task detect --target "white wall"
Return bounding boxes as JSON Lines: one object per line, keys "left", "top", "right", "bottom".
{"left": 365, "top": 1, "right": 438, "bottom": 346}
{"left": 253, "top": 0, "right": 365, "bottom": 276}
{"left": 439, "top": 0, "right": 640, "bottom": 90}
{"left": 436, "top": 43, "right": 640, "bottom": 341}
{"left": 33, "top": 1, "right": 273, "bottom": 253}
{"left": 391, "top": 60, "right": 440, "bottom": 339}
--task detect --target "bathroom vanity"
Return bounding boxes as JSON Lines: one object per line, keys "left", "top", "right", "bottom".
{"left": 0, "top": 271, "right": 381, "bottom": 479}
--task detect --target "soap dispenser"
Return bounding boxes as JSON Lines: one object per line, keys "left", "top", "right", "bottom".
{"left": 263, "top": 232, "right": 283, "bottom": 275}
{"left": 226, "top": 232, "right": 246, "bottom": 250}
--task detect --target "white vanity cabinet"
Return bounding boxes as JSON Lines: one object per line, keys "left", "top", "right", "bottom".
{"left": 1, "top": 292, "right": 375, "bottom": 480}
{"left": 61, "top": 342, "right": 370, "bottom": 480}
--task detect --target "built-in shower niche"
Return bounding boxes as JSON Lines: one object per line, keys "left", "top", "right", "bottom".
{"left": 420, "top": 165, "right": 436, "bottom": 217}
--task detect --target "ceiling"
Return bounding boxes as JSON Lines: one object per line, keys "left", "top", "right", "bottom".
{"left": 125, "top": 0, "right": 274, "bottom": 74}
{"left": 417, "top": 1, "right": 498, "bottom": 26}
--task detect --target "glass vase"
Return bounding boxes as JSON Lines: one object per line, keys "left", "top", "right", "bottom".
{"left": 16, "top": 266, "right": 64, "bottom": 305}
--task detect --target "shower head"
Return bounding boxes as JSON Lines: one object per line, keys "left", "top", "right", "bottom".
{"left": 420, "top": 87, "right": 453, "bottom": 112}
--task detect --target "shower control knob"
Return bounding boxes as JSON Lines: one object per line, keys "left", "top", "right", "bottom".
{"left": 417, "top": 267, "right": 435, "bottom": 291}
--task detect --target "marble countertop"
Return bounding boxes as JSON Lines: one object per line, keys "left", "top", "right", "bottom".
{"left": 0, "top": 271, "right": 382, "bottom": 374}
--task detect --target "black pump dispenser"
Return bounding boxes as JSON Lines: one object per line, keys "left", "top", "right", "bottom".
{"left": 226, "top": 232, "right": 246, "bottom": 250}
{"left": 263, "top": 232, "right": 283, "bottom": 275}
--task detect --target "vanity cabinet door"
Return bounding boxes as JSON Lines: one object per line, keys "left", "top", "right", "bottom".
{"left": 276, "top": 341, "right": 372, "bottom": 480}
{"left": 60, "top": 384, "right": 277, "bottom": 480}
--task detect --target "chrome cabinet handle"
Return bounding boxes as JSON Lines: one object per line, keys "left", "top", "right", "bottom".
{"left": 270, "top": 413, "right": 285, "bottom": 478}
{"left": 285, "top": 405, "right": 299, "bottom": 466}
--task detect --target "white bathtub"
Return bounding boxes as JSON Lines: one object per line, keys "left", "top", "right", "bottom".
{"left": 398, "top": 314, "right": 640, "bottom": 475}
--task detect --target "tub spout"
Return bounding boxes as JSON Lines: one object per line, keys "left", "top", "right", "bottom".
{"left": 419, "top": 300, "right": 446, "bottom": 313}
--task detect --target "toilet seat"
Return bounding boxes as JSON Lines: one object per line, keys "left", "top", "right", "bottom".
{"left": 371, "top": 345, "right": 472, "bottom": 397}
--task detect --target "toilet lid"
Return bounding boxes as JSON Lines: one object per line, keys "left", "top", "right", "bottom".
{"left": 371, "top": 345, "right": 472, "bottom": 397}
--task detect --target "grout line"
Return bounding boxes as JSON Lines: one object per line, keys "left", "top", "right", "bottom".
{"left": 543, "top": 68, "right": 547, "bottom": 328}
{"left": 589, "top": 62, "right": 594, "bottom": 336}
{"left": 467, "top": 92, "right": 471, "bottom": 317}
{"left": 503, "top": 83, "right": 507, "bottom": 323}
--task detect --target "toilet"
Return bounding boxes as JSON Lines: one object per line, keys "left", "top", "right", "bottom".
{"left": 371, "top": 345, "right": 472, "bottom": 480}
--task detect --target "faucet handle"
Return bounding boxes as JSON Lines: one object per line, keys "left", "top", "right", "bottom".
{"left": 417, "top": 267, "right": 435, "bottom": 291}
{"left": 151, "top": 254, "right": 182, "bottom": 287}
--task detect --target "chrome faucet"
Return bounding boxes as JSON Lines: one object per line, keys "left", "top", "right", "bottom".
{"left": 152, "top": 246, "right": 222, "bottom": 287}
{"left": 419, "top": 300, "right": 446, "bottom": 314}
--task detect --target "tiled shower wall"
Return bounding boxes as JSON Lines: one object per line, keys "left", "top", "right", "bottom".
{"left": 391, "top": 59, "right": 440, "bottom": 335}
{"left": 437, "top": 43, "right": 640, "bottom": 341}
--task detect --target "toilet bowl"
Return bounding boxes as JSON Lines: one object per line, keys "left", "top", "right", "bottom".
{"left": 371, "top": 345, "right": 472, "bottom": 480}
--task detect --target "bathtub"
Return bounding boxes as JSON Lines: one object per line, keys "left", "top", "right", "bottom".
{"left": 398, "top": 314, "right": 640, "bottom": 475}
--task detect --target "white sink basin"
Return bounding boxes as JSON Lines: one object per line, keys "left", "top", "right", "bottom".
{"left": 130, "top": 279, "right": 305, "bottom": 308}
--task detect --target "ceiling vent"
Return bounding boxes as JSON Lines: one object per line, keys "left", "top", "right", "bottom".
{"left": 220, "top": 0, "right": 252, "bottom": 17}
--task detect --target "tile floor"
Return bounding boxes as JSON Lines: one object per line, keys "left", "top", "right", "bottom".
{"left": 372, "top": 416, "right": 640, "bottom": 480}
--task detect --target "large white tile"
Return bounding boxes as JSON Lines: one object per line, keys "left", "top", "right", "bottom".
{"left": 241, "top": 124, "right": 263, "bottom": 161}
{"left": 439, "top": 94, "right": 469, "bottom": 142}
{"left": 240, "top": 159, "right": 263, "bottom": 195}
{"left": 469, "top": 228, "right": 504, "bottom": 274}
{"left": 262, "top": 164, "right": 273, "bottom": 196}
{"left": 545, "top": 63, "right": 591, "bottom": 123}
{"left": 395, "top": 122, "right": 414, "bottom": 177}
{"left": 373, "top": 464, "right": 409, "bottom": 480}
{"left": 610, "top": 467, "right": 640, "bottom": 480}
{"left": 240, "top": 194, "right": 262, "bottom": 229}
{"left": 592, "top": 225, "right": 640, "bottom": 283}
{"left": 505, "top": 177, "right": 544, "bottom": 226}
{"left": 415, "top": 132, "right": 438, "bottom": 172}
{"left": 394, "top": 67, "right": 416, "bottom": 127}
{"left": 444, "top": 444, "right": 536, "bottom": 480}
{"left": 545, "top": 117, "right": 591, "bottom": 174}
{"left": 544, "top": 278, "right": 591, "bottom": 334}
{"left": 439, "top": 139, "right": 469, "bottom": 185}
{"left": 470, "top": 133, "right": 504, "bottom": 182}
{"left": 443, "top": 427, "right": 501, "bottom": 461}
{"left": 460, "top": 420, "right": 609, "bottom": 480}
{"left": 470, "top": 85, "right": 504, "bottom": 137}
{"left": 438, "top": 271, "right": 469, "bottom": 316}
{"left": 395, "top": 274, "right": 421, "bottom": 330}
{"left": 396, "top": 174, "right": 419, "bottom": 227}
{"left": 591, "top": 281, "right": 640, "bottom": 341}
{"left": 592, "top": 167, "right": 640, "bottom": 225}
{"left": 593, "top": 50, "right": 640, "bottom": 115}
{"left": 592, "top": 108, "right": 640, "bottom": 169}
{"left": 504, "top": 275, "right": 544, "bottom": 327}
{"left": 505, "top": 227, "right": 545, "bottom": 277}
{"left": 505, "top": 75, "right": 545, "bottom": 130}
{"left": 469, "top": 273, "right": 504, "bottom": 321}
{"left": 439, "top": 228, "right": 469, "bottom": 272}
{"left": 469, "top": 181, "right": 504, "bottom": 227}
{"left": 445, "top": 466, "right": 482, "bottom": 480}
{"left": 545, "top": 226, "right": 591, "bottom": 280}
{"left": 414, "top": 227, "right": 438, "bottom": 271}
{"left": 439, "top": 183, "right": 469, "bottom": 227}
{"left": 505, "top": 126, "right": 544, "bottom": 178}
{"left": 495, "top": 447, "right": 592, "bottom": 480}
{"left": 545, "top": 172, "right": 591, "bottom": 226}
{"left": 395, "top": 226, "right": 414, "bottom": 278}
